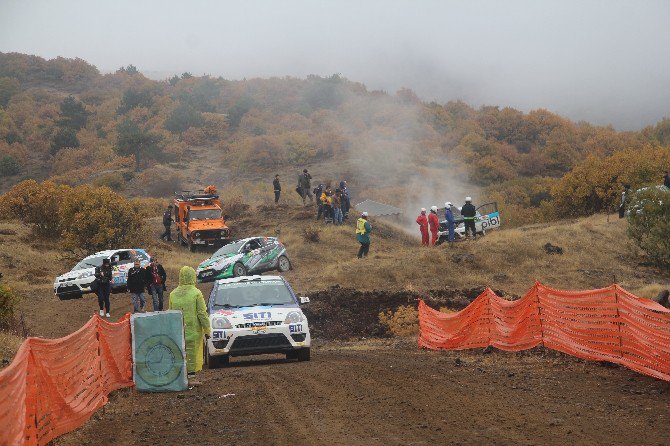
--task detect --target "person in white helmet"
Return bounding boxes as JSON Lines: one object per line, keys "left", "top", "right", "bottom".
{"left": 416, "top": 208, "right": 429, "bottom": 246}
{"left": 356, "top": 212, "right": 372, "bottom": 258}
{"left": 444, "top": 202, "right": 455, "bottom": 243}
{"left": 428, "top": 206, "right": 439, "bottom": 246}
{"left": 461, "top": 197, "right": 477, "bottom": 239}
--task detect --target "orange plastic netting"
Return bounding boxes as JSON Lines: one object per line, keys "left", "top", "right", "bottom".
{"left": 419, "top": 283, "right": 670, "bottom": 381}
{"left": 0, "top": 314, "right": 133, "bottom": 446}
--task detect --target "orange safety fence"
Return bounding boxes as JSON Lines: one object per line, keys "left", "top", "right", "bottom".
{"left": 419, "top": 283, "right": 670, "bottom": 382}
{"left": 0, "top": 314, "right": 133, "bottom": 446}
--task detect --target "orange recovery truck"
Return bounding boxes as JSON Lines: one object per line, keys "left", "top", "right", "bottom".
{"left": 173, "top": 186, "right": 232, "bottom": 251}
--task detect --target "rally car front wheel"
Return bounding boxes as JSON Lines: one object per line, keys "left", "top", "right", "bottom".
{"left": 232, "top": 263, "right": 248, "bottom": 277}
{"left": 205, "top": 344, "right": 229, "bottom": 369}
{"left": 277, "top": 255, "right": 291, "bottom": 272}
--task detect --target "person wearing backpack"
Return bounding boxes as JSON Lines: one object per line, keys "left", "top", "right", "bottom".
{"left": 145, "top": 257, "right": 167, "bottom": 311}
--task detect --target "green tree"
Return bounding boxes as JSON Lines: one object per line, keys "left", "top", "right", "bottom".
{"left": 0, "top": 77, "right": 20, "bottom": 107}
{"left": 117, "top": 87, "right": 154, "bottom": 114}
{"left": 115, "top": 119, "right": 163, "bottom": 170}
{"left": 57, "top": 95, "right": 90, "bottom": 130}
{"left": 0, "top": 155, "right": 20, "bottom": 176}
{"left": 50, "top": 127, "right": 80, "bottom": 154}
{"left": 627, "top": 188, "right": 670, "bottom": 269}
{"left": 164, "top": 102, "right": 204, "bottom": 133}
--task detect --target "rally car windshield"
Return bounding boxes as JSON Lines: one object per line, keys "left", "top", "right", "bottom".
{"left": 213, "top": 281, "right": 295, "bottom": 308}
{"left": 189, "top": 209, "right": 221, "bottom": 220}
{"left": 72, "top": 254, "right": 107, "bottom": 271}
{"left": 212, "top": 240, "right": 246, "bottom": 258}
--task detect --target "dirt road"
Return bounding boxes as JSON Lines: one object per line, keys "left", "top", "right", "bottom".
{"left": 56, "top": 338, "right": 670, "bottom": 446}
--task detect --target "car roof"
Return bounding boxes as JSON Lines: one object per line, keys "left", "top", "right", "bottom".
{"left": 215, "top": 275, "right": 284, "bottom": 285}
{"left": 226, "top": 236, "right": 277, "bottom": 244}
{"left": 86, "top": 249, "right": 147, "bottom": 258}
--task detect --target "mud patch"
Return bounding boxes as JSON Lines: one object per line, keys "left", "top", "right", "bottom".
{"left": 302, "top": 285, "right": 509, "bottom": 340}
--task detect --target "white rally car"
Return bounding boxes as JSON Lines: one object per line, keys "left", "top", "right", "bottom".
{"left": 204, "top": 275, "right": 311, "bottom": 368}
{"left": 53, "top": 249, "right": 150, "bottom": 300}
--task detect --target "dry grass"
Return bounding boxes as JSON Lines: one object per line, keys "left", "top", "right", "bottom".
{"left": 0, "top": 331, "right": 24, "bottom": 367}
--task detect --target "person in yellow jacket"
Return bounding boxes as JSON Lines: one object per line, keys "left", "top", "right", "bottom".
{"left": 321, "top": 187, "right": 333, "bottom": 223}
{"left": 169, "top": 266, "right": 211, "bottom": 375}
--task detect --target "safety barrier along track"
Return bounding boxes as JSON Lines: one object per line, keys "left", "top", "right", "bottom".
{"left": 419, "top": 283, "right": 670, "bottom": 382}
{"left": 0, "top": 315, "right": 133, "bottom": 446}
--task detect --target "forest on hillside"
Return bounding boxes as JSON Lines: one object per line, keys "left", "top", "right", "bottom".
{"left": 1, "top": 52, "right": 669, "bottom": 224}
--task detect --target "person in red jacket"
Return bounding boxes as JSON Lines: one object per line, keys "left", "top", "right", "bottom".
{"left": 416, "top": 208, "right": 429, "bottom": 246}
{"left": 428, "top": 205, "right": 440, "bottom": 246}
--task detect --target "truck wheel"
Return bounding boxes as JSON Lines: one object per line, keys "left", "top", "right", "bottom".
{"left": 188, "top": 238, "right": 196, "bottom": 252}
{"left": 297, "top": 348, "right": 311, "bottom": 362}
{"left": 286, "top": 351, "right": 298, "bottom": 360}
{"left": 232, "top": 263, "right": 247, "bottom": 277}
{"left": 277, "top": 255, "right": 291, "bottom": 272}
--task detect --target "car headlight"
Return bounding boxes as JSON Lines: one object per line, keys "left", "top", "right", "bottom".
{"left": 212, "top": 317, "right": 232, "bottom": 329}
{"left": 77, "top": 271, "right": 94, "bottom": 280}
{"left": 194, "top": 232, "right": 201, "bottom": 238}
{"left": 284, "top": 311, "right": 304, "bottom": 324}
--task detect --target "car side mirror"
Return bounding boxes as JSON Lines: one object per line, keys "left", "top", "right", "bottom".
{"left": 299, "top": 296, "right": 310, "bottom": 304}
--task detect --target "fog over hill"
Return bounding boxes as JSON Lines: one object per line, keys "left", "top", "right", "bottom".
{"left": 1, "top": 0, "right": 669, "bottom": 130}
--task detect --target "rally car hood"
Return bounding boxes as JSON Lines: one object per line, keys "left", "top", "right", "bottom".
{"left": 197, "top": 252, "right": 242, "bottom": 271}
{"left": 188, "top": 220, "right": 227, "bottom": 231}
{"left": 56, "top": 267, "right": 95, "bottom": 282}
{"left": 211, "top": 304, "right": 302, "bottom": 323}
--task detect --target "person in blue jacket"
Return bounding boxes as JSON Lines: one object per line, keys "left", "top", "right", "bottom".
{"left": 444, "top": 201, "right": 455, "bottom": 243}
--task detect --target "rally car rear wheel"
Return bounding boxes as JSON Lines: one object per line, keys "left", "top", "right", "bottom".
{"left": 232, "top": 263, "right": 247, "bottom": 277}
{"left": 277, "top": 255, "right": 291, "bottom": 272}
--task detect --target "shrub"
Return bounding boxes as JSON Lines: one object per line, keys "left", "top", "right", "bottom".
{"left": 627, "top": 188, "right": 670, "bottom": 269}
{"left": 58, "top": 185, "right": 148, "bottom": 254}
{"left": 0, "top": 180, "right": 69, "bottom": 235}
{"left": 93, "top": 172, "right": 125, "bottom": 189}
{"left": 0, "top": 154, "right": 20, "bottom": 176}
{"left": 0, "top": 283, "right": 19, "bottom": 329}
{"left": 378, "top": 305, "right": 418, "bottom": 337}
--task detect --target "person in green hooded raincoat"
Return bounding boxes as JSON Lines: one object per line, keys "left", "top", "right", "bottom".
{"left": 169, "top": 266, "right": 211, "bottom": 374}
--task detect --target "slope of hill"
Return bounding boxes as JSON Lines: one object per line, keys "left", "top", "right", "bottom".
{"left": 2, "top": 52, "right": 670, "bottom": 228}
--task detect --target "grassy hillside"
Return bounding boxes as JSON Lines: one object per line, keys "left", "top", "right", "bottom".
{"left": 1, "top": 202, "right": 666, "bottom": 345}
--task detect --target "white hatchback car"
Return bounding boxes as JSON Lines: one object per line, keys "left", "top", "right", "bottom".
{"left": 205, "top": 275, "right": 311, "bottom": 367}
{"left": 53, "top": 249, "right": 150, "bottom": 300}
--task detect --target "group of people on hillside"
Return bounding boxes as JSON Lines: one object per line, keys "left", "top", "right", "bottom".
{"left": 93, "top": 256, "right": 167, "bottom": 317}
{"left": 272, "top": 169, "right": 352, "bottom": 224}
{"left": 416, "top": 197, "right": 477, "bottom": 245}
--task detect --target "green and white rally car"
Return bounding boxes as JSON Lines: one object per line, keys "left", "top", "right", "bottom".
{"left": 196, "top": 237, "right": 291, "bottom": 283}
{"left": 205, "top": 275, "right": 311, "bottom": 367}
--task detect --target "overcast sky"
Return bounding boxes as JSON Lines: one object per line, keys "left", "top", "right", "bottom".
{"left": 1, "top": 0, "right": 669, "bottom": 130}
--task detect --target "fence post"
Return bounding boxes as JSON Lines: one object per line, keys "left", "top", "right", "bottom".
{"left": 534, "top": 282, "right": 545, "bottom": 347}
{"left": 613, "top": 285, "right": 624, "bottom": 359}
{"left": 95, "top": 315, "right": 106, "bottom": 415}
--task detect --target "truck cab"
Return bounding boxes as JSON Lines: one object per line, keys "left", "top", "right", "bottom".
{"left": 173, "top": 189, "right": 232, "bottom": 251}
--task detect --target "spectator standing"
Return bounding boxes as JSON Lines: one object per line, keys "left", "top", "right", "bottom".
{"left": 297, "top": 169, "right": 313, "bottom": 205}
{"left": 321, "top": 186, "right": 333, "bottom": 223}
{"left": 273, "top": 174, "right": 281, "bottom": 204}
{"left": 161, "top": 205, "right": 173, "bottom": 241}
{"left": 619, "top": 185, "right": 631, "bottom": 219}
{"left": 444, "top": 202, "right": 455, "bottom": 243}
{"left": 416, "top": 208, "right": 429, "bottom": 246}
{"left": 314, "top": 184, "right": 325, "bottom": 220}
{"left": 127, "top": 259, "right": 147, "bottom": 313}
{"left": 332, "top": 189, "right": 343, "bottom": 225}
{"left": 461, "top": 197, "right": 477, "bottom": 239}
{"left": 356, "top": 212, "right": 372, "bottom": 258}
{"left": 428, "top": 206, "right": 440, "bottom": 246}
{"left": 145, "top": 257, "right": 167, "bottom": 311}
{"left": 94, "top": 258, "right": 113, "bottom": 318}
{"left": 339, "top": 181, "right": 351, "bottom": 219}
{"left": 169, "top": 266, "right": 211, "bottom": 376}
